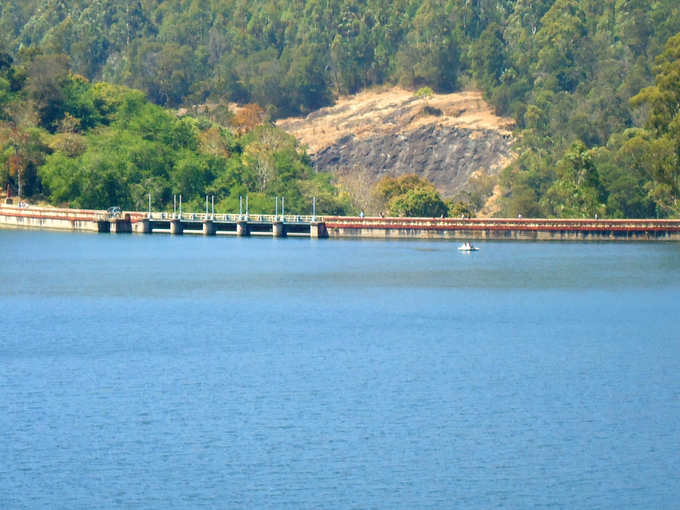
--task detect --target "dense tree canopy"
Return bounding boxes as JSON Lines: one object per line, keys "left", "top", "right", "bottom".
{"left": 373, "top": 174, "right": 455, "bottom": 217}
{"left": 2, "top": 1, "right": 680, "bottom": 217}
{"left": 0, "top": 55, "right": 351, "bottom": 215}
{"left": 495, "top": 1, "right": 680, "bottom": 218}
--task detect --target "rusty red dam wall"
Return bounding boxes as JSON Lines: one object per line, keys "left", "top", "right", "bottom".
{"left": 324, "top": 217, "right": 680, "bottom": 241}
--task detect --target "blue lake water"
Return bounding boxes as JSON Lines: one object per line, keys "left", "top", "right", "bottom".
{"left": 1, "top": 229, "right": 679, "bottom": 509}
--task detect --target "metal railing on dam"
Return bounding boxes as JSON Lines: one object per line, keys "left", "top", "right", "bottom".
{"left": 138, "top": 211, "right": 327, "bottom": 237}
{"left": 2, "top": 203, "right": 680, "bottom": 240}
{"left": 0, "top": 204, "right": 328, "bottom": 237}
{"left": 144, "top": 211, "right": 322, "bottom": 223}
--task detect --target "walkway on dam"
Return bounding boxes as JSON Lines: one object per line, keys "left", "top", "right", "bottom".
{"left": 0, "top": 205, "right": 327, "bottom": 237}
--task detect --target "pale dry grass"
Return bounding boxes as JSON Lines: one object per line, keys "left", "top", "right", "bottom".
{"left": 276, "top": 87, "right": 515, "bottom": 154}
{"left": 478, "top": 184, "right": 504, "bottom": 218}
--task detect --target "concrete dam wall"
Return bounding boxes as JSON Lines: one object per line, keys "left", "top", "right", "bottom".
{"left": 2, "top": 204, "right": 680, "bottom": 241}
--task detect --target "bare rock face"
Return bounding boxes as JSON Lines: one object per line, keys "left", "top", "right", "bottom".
{"left": 313, "top": 125, "right": 512, "bottom": 197}
{"left": 277, "top": 87, "right": 515, "bottom": 197}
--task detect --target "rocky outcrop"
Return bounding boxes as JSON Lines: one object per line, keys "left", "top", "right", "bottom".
{"left": 277, "top": 87, "right": 515, "bottom": 197}
{"left": 313, "top": 125, "right": 512, "bottom": 197}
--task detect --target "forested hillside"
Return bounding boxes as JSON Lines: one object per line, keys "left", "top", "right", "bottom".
{"left": 2, "top": 0, "right": 680, "bottom": 217}
{"left": 0, "top": 55, "right": 351, "bottom": 214}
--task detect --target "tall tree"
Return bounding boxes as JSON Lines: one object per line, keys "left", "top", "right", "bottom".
{"left": 629, "top": 32, "right": 680, "bottom": 215}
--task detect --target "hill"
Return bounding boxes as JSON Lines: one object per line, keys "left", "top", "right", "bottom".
{"left": 277, "top": 87, "right": 514, "bottom": 198}
{"left": 2, "top": 1, "right": 680, "bottom": 217}
{"left": 0, "top": 57, "right": 351, "bottom": 215}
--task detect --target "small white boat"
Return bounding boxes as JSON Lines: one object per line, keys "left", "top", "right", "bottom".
{"left": 457, "top": 242, "right": 479, "bottom": 252}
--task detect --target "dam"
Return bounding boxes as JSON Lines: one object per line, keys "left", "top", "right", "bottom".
{"left": 0, "top": 205, "right": 327, "bottom": 238}
{"left": 323, "top": 216, "right": 680, "bottom": 241}
{"left": 1, "top": 204, "right": 680, "bottom": 241}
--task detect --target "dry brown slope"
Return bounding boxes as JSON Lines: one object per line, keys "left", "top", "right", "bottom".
{"left": 277, "top": 87, "right": 515, "bottom": 198}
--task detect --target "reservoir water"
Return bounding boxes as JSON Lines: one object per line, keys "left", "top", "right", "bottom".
{"left": 1, "top": 230, "right": 679, "bottom": 509}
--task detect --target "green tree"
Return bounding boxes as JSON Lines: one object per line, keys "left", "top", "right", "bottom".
{"left": 388, "top": 187, "right": 448, "bottom": 217}
{"left": 374, "top": 173, "right": 449, "bottom": 217}
{"left": 128, "top": 42, "right": 199, "bottom": 106}
{"left": 541, "top": 142, "right": 606, "bottom": 217}
{"left": 471, "top": 23, "right": 507, "bottom": 90}
{"left": 396, "top": 0, "right": 459, "bottom": 91}
{"left": 25, "top": 53, "right": 70, "bottom": 130}
{"left": 629, "top": 32, "right": 680, "bottom": 215}
{"left": 534, "top": 0, "right": 589, "bottom": 93}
